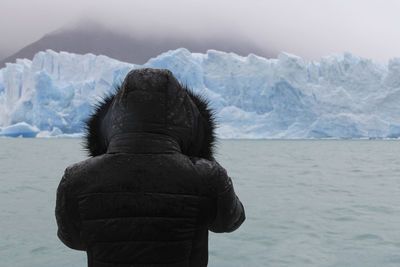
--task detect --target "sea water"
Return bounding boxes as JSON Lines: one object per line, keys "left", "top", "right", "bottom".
{"left": 0, "top": 139, "right": 399, "bottom": 267}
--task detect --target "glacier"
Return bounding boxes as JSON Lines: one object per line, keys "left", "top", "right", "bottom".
{"left": 1, "top": 48, "right": 400, "bottom": 138}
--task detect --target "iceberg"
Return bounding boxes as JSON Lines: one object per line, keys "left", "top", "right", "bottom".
{"left": 0, "top": 122, "right": 39, "bottom": 137}
{"left": 0, "top": 48, "right": 400, "bottom": 138}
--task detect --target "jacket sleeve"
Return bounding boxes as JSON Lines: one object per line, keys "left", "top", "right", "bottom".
{"left": 55, "top": 169, "right": 86, "bottom": 251}
{"left": 208, "top": 161, "right": 245, "bottom": 233}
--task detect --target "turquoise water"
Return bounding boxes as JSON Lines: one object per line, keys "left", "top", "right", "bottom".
{"left": 0, "top": 139, "right": 399, "bottom": 266}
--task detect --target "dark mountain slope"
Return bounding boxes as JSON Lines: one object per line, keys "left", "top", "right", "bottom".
{"left": 1, "top": 23, "right": 276, "bottom": 67}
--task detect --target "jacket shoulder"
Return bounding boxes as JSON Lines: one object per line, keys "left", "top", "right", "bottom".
{"left": 190, "top": 157, "right": 232, "bottom": 196}
{"left": 63, "top": 155, "right": 108, "bottom": 180}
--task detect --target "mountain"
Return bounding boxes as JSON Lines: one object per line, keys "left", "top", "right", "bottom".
{"left": 0, "top": 22, "right": 276, "bottom": 68}
{"left": 1, "top": 48, "right": 400, "bottom": 138}
{"left": 0, "top": 51, "right": 6, "bottom": 61}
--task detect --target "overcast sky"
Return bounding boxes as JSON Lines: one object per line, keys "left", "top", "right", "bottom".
{"left": 1, "top": 0, "right": 400, "bottom": 62}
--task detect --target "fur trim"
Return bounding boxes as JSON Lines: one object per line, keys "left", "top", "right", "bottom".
{"left": 84, "top": 81, "right": 216, "bottom": 159}
{"left": 83, "top": 86, "right": 118, "bottom": 157}
{"left": 184, "top": 86, "right": 217, "bottom": 160}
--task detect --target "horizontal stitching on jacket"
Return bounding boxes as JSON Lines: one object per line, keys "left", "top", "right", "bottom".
{"left": 77, "top": 192, "right": 208, "bottom": 198}
{"left": 93, "top": 258, "right": 190, "bottom": 266}
{"left": 94, "top": 261, "right": 188, "bottom": 266}
{"left": 94, "top": 239, "right": 192, "bottom": 244}
{"left": 82, "top": 216, "right": 197, "bottom": 222}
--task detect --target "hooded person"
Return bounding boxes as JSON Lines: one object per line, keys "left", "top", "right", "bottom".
{"left": 55, "top": 68, "right": 245, "bottom": 267}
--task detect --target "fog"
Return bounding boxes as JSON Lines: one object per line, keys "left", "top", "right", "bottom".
{"left": 1, "top": 0, "right": 400, "bottom": 62}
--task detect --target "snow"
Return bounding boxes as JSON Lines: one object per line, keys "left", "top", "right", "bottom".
{"left": 0, "top": 48, "right": 400, "bottom": 138}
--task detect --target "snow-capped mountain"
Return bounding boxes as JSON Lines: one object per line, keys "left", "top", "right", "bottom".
{"left": 1, "top": 48, "right": 400, "bottom": 138}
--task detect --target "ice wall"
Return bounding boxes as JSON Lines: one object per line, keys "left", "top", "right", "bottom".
{"left": 1, "top": 48, "right": 400, "bottom": 138}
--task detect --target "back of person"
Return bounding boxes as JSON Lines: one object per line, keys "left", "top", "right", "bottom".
{"left": 56, "top": 68, "right": 245, "bottom": 267}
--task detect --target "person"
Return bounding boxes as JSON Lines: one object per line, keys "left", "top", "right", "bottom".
{"left": 55, "top": 68, "right": 245, "bottom": 267}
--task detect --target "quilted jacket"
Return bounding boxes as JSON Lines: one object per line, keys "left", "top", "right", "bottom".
{"left": 55, "top": 68, "right": 245, "bottom": 266}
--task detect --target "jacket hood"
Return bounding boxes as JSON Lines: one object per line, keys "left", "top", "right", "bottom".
{"left": 84, "top": 68, "right": 216, "bottom": 160}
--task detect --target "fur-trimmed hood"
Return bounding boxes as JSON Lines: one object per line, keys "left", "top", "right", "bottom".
{"left": 84, "top": 68, "right": 216, "bottom": 160}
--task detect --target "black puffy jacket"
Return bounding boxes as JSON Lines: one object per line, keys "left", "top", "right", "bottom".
{"left": 55, "top": 68, "right": 245, "bottom": 267}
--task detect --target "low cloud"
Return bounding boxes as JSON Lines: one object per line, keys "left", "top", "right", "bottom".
{"left": 1, "top": 0, "right": 400, "bottom": 62}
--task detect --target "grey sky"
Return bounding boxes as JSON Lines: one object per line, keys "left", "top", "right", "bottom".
{"left": 1, "top": 0, "right": 400, "bottom": 62}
